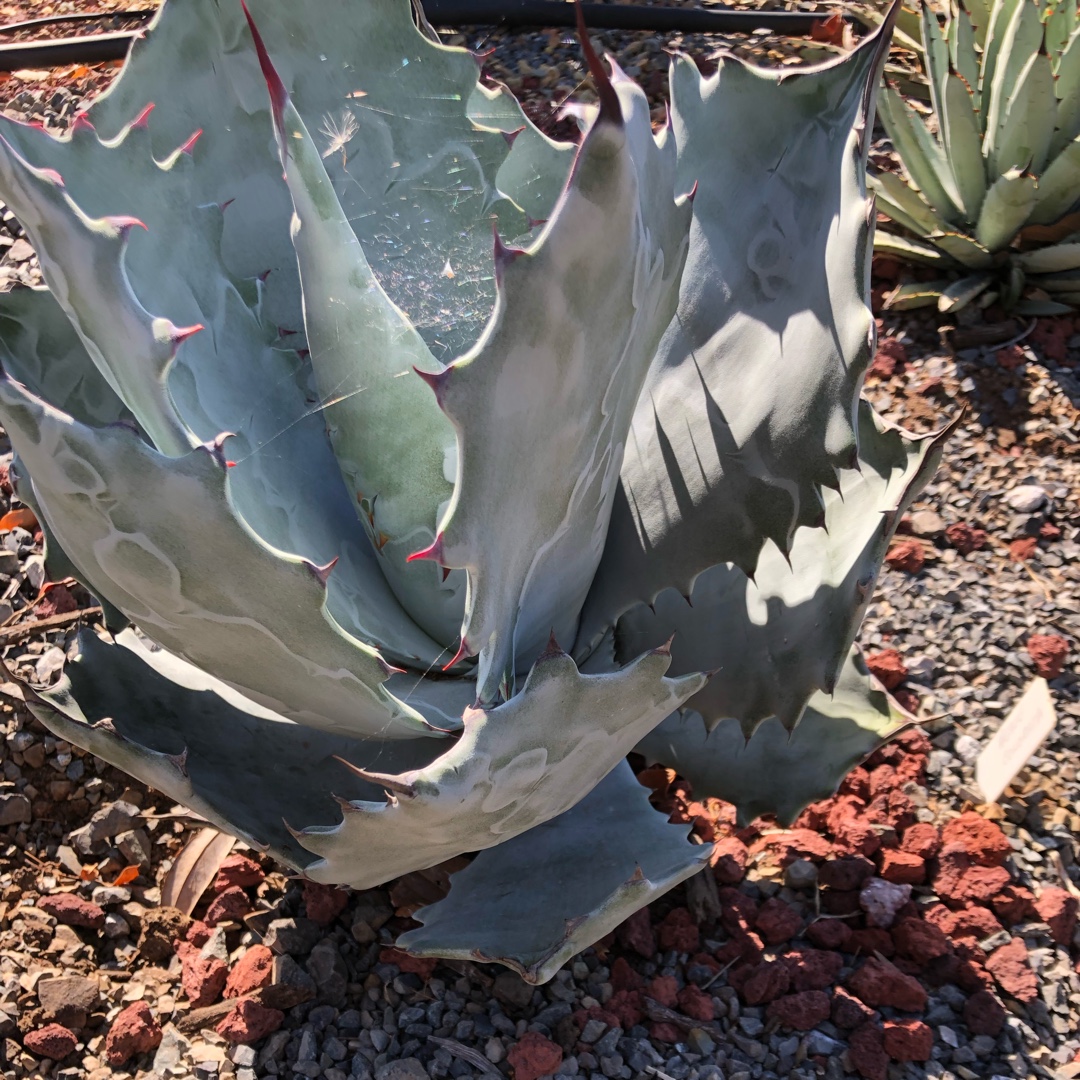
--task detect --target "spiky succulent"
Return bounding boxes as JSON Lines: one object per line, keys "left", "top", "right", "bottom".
{"left": 874, "top": 0, "right": 1080, "bottom": 313}
{"left": 0, "top": 0, "right": 944, "bottom": 980}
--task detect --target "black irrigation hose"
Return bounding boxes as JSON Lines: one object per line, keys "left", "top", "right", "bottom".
{"left": 0, "top": 2, "right": 840, "bottom": 72}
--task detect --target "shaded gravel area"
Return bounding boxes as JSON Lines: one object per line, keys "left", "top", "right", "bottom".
{"left": 0, "top": 7, "right": 1077, "bottom": 1080}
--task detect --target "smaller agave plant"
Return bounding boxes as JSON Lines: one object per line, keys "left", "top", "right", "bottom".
{"left": 873, "top": 0, "right": 1080, "bottom": 312}
{"left": 0, "top": 0, "right": 950, "bottom": 981}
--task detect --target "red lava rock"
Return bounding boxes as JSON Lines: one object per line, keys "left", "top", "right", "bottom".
{"left": 807, "top": 918, "right": 853, "bottom": 950}
{"left": 302, "top": 881, "right": 350, "bottom": 927}
{"left": 37, "top": 893, "right": 105, "bottom": 930}
{"left": 821, "top": 889, "right": 863, "bottom": 917}
{"left": 607, "top": 990, "right": 644, "bottom": 1029}
{"left": 892, "top": 918, "right": 951, "bottom": 965}
{"left": 945, "top": 522, "right": 987, "bottom": 555}
{"left": 992, "top": 885, "right": 1037, "bottom": 926}
{"left": 205, "top": 885, "right": 251, "bottom": 926}
{"left": 985, "top": 937, "right": 1038, "bottom": 1002}
{"left": 714, "top": 929, "right": 764, "bottom": 967}
{"left": 617, "top": 908, "right": 655, "bottom": 958}
{"left": 711, "top": 836, "right": 748, "bottom": 884}
{"left": 766, "top": 990, "right": 831, "bottom": 1031}
{"left": 885, "top": 538, "right": 924, "bottom": 574}
{"left": 647, "top": 975, "right": 679, "bottom": 1009}
{"left": 750, "top": 829, "right": 832, "bottom": 867}
{"left": 832, "top": 986, "right": 877, "bottom": 1029}
{"left": 657, "top": 907, "right": 699, "bottom": 953}
{"left": 185, "top": 920, "right": 212, "bottom": 947}
{"left": 24, "top": 1023, "right": 77, "bottom": 1060}
{"left": 867, "top": 764, "right": 899, "bottom": 799}
{"left": 104, "top": 1001, "right": 162, "bottom": 1066}
{"left": 833, "top": 818, "right": 883, "bottom": 859}
{"left": 866, "top": 649, "right": 907, "bottom": 690}
{"left": 718, "top": 888, "right": 759, "bottom": 933}
{"left": 1040, "top": 520, "right": 1062, "bottom": 540}
{"left": 849, "top": 1022, "right": 888, "bottom": 1080}
{"left": 924, "top": 902, "right": 1002, "bottom": 942}
{"left": 871, "top": 336, "right": 907, "bottom": 377}
{"left": 963, "top": 988, "right": 1007, "bottom": 1036}
{"left": 941, "top": 812, "right": 1012, "bottom": 866}
{"left": 883, "top": 1019, "right": 932, "bottom": 1062}
{"left": 1027, "top": 634, "right": 1069, "bottom": 679}
{"left": 917, "top": 376, "right": 943, "bottom": 396}
{"left": 1031, "top": 316, "right": 1072, "bottom": 362}
{"left": 738, "top": 960, "right": 791, "bottom": 1005}
{"left": 1009, "top": 537, "right": 1038, "bottom": 561}
{"left": 648, "top": 1022, "right": 682, "bottom": 1043}
{"left": 1035, "top": 887, "right": 1078, "bottom": 945}
{"left": 216, "top": 999, "right": 284, "bottom": 1044}
{"left": 820, "top": 854, "right": 876, "bottom": 892}
{"left": 378, "top": 948, "right": 438, "bottom": 978}
{"left": 610, "top": 957, "right": 644, "bottom": 993}
{"left": 848, "top": 928, "right": 895, "bottom": 957}
{"left": 224, "top": 944, "right": 274, "bottom": 998}
{"left": 507, "top": 1032, "right": 563, "bottom": 1080}
{"left": 878, "top": 850, "right": 925, "bottom": 885}
{"left": 901, "top": 822, "right": 941, "bottom": 859}
{"left": 180, "top": 949, "right": 228, "bottom": 1007}
{"left": 934, "top": 844, "right": 1011, "bottom": 905}
{"left": 783, "top": 947, "right": 843, "bottom": 991}
{"left": 847, "top": 956, "right": 927, "bottom": 1012}
{"left": 36, "top": 583, "right": 79, "bottom": 618}
{"left": 838, "top": 767, "right": 871, "bottom": 801}
{"left": 866, "top": 789, "right": 917, "bottom": 833}
{"left": 572, "top": 1004, "right": 621, "bottom": 1032}
{"left": 676, "top": 984, "right": 715, "bottom": 1022}
{"left": 996, "top": 344, "right": 1026, "bottom": 370}
{"left": 755, "top": 898, "right": 803, "bottom": 944}
{"left": 213, "top": 852, "right": 264, "bottom": 892}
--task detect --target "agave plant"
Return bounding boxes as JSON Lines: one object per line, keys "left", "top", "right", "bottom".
{"left": 0, "top": 0, "right": 946, "bottom": 981}
{"left": 873, "top": 0, "right": 1080, "bottom": 313}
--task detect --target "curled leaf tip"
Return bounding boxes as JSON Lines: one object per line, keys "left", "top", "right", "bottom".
{"left": 241, "top": 0, "right": 288, "bottom": 129}
{"left": 574, "top": 0, "right": 622, "bottom": 124}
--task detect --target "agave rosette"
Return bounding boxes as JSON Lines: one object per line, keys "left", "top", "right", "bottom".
{"left": 0, "top": 0, "right": 944, "bottom": 979}
{"left": 874, "top": 0, "right": 1080, "bottom": 313}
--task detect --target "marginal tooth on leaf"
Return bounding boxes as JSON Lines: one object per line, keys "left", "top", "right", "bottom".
{"left": 71, "top": 113, "right": 95, "bottom": 133}
{"left": 131, "top": 102, "right": 156, "bottom": 129}
{"left": 526, "top": 215, "right": 548, "bottom": 230}
{"left": 406, "top": 533, "right": 444, "bottom": 565}
{"left": 332, "top": 755, "right": 416, "bottom": 797}
{"left": 652, "top": 634, "right": 676, "bottom": 657}
{"left": 331, "top": 794, "right": 362, "bottom": 814}
{"left": 170, "top": 323, "right": 204, "bottom": 349}
{"left": 502, "top": 126, "right": 525, "bottom": 148}
{"left": 241, "top": 0, "right": 288, "bottom": 129}
{"left": 39, "top": 166, "right": 64, "bottom": 188}
{"left": 106, "top": 215, "right": 148, "bottom": 238}
{"left": 682, "top": 179, "right": 699, "bottom": 205}
{"left": 218, "top": 197, "right": 235, "bottom": 213}
{"left": 537, "top": 630, "right": 567, "bottom": 662}
{"left": 470, "top": 46, "right": 495, "bottom": 67}
{"left": 166, "top": 748, "right": 189, "bottom": 777}
{"left": 441, "top": 565, "right": 452, "bottom": 583}
{"left": 443, "top": 638, "right": 470, "bottom": 672}
{"left": 493, "top": 222, "right": 525, "bottom": 283}
{"left": 178, "top": 129, "right": 203, "bottom": 156}
{"left": 201, "top": 431, "right": 236, "bottom": 468}
{"left": 377, "top": 656, "right": 407, "bottom": 678}
{"left": 91, "top": 717, "right": 119, "bottom": 734}
{"left": 282, "top": 817, "right": 305, "bottom": 842}
{"left": 681, "top": 592, "right": 693, "bottom": 608}
{"left": 413, "top": 364, "right": 450, "bottom": 404}
{"left": 626, "top": 864, "right": 646, "bottom": 884}
{"left": 307, "top": 555, "right": 339, "bottom": 586}
{"left": 574, "top": 1, "right": 622, "bottom": 125}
